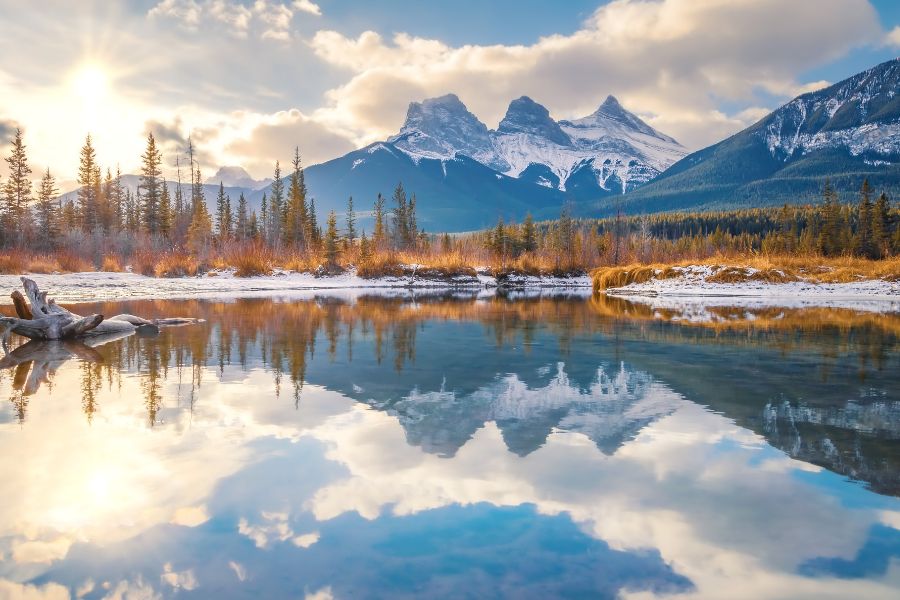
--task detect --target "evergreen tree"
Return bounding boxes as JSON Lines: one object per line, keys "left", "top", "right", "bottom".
{"left": 359, "top": 230, "right": 372, "bottom": 262}
{"left": 215, "top": 182, "right": 230, "bottom": 240}
{"left": 77, "top": 134, "right": 98, "bottom": 232}
{"left": 139, "top": 132, "right": 163, "bottom": 234}
{"left": 260, "top": 193, "right": 268, "bottom": 239}
{"left": 491, "top": 217, "right": 507, "bottom": 256}
{"left": 391, "top": 182, "right": 409, "bottom": 248}
{"left": 345, "top": 196, "right": 356, "bottom": 244}
{"left": 236, "top": 192, "right": 249, "bottom": 240}
{"left": 324, "top": 210, "right": 340, "bottom": 266}
{"left": 308, "top": 198, "right": 320, "bottom": 246}
{"left": 872, "top": 192, "right": 891, "bottom": 258}
{"left": 440, "top": 232, "right": 452, "bottom": 253}
{"left": 35, "top": 168, "right": 59, "bottom": 242}
{"left": 373, "top": 193, "right": 386, "bottom": 247}
{"left": 187, "top": 195, "right": 213, "bottom": 253}
{"left": 407, "top": 193, "right": 418, "bottom": 247}
{"left": 62, "top": 199, "right": 78, "bottom": 232}
{"left": 853, "top": 178, "right": 876, "bottom": 259}
{"left": 112, "top": 166, "right": 125, "bottom": 231}
{"left": 269, "top": 161, "right": 284, "bottom": 245}
{"left": 159, "top": 179, "right": 173, "bottom": 238}
{"left": 285, "top": 148, "right": 308, "bottom": 247}
{"left": 3, "top": 127, "right": 33, "bottom": 242}
{"left": 248, "top": 210, "right": 259, "bottom": 240}
{"left": 818, "top": 181, "right": 843, "bottom": 257}
{"left": 521, "top": 213, "right": 537, "bottom": 252}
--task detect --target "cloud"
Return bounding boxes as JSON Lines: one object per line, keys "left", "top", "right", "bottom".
{"left": 225, "top": 109, "right": 357, "bottom": 175}
{"left": 309, "top": 0, "right": 883, "bottom": 149}
{"left": 148, "top": 0, "right": 319, "bottom": 40}
{"left": 887, "top": 26, "right": 900, "bottom": 47}
{"left": 293, "top": 0, "right": 321, "bottom": 16}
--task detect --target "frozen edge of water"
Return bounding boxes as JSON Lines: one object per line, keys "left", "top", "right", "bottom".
{"left": 0, "top": 271, "right": 593, "bottom": 305}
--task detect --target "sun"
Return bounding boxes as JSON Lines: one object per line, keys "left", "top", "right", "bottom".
{"left": 72, "top": 64, "right": 109, "bottom": 103}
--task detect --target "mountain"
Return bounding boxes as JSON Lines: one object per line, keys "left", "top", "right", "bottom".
{"left": 622, "top": 58, "right": 900, "bottom": 215}
{"left": 206, "top": 166, "right": 271, "bottom": 190}
{"left": 252, "top": 93, "right": 685, "bottom": 231}
{"left": 259, "top": 142, "right": 566, "bottom": 233}
{"left": 389, "top": 93, "right": 687, "bottom": 197}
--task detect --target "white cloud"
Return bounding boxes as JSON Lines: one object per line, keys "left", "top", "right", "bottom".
{"left": 886, "top": 26, "right": 900, "bottom": 47}
{"left": 293, "top": 0, "right": 322, "bottom": 16}
{"left": 148, "top": 0, "right": 316, "bottom": 40}
{"left": 309, "top": 0, "right": 883, "bottom": 149}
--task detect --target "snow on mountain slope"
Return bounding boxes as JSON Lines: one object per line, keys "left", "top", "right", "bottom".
{"left": 390, "top": 93, "right": 687, "bottom": 194}
{"left": 760, "top": 57, "right": 900, "bottom": 160}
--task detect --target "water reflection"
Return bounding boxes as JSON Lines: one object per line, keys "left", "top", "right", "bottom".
{"left": 0, "top": 293, "right": 899, "bottom": 598}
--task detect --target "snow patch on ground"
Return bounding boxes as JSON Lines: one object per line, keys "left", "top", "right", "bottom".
{"left": 605, "top": 265, "right": 900, "bottom": 314}
{"left": 0, "top": 268, "right": 592, "bottom": 305}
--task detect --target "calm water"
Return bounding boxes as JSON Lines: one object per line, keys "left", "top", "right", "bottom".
{"left": 1, "top": 293, "right": 899, "bottom": 599}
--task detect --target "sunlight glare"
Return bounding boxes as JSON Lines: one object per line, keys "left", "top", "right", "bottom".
{"left": 72, "top": 65, "right": 109, "bottom": 103}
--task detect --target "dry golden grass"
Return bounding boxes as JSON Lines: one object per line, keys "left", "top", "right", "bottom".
{"left": 591, "top": 264, "right": 682, "bottom": 292}
{"left": 101, "top": 255, "right": 124, "bottom": 272}
{"left": 592, "top": 255, "right": 900, "bottom": 290}
{"left": 153, "top": 252, "right": 201, "bottom": 278}
{"left": 230, "top": 245, "right": 274, "bottom": 277}
{"left": 356, "top": 253, "right": 406, "bottom": 278}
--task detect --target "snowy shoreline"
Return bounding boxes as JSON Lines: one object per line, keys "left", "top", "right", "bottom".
{"left": 0, "top": 269, "right": 593, "bottom": 305}
{"left": 603, "top": 265, "right": 900, "bottom": 314}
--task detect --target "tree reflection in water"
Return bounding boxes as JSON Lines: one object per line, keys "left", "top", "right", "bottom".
{"left": 1, "top": 292, "right": 899, "bottom": 494}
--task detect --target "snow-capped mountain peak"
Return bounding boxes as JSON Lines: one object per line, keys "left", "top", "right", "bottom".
{"left": 497, "top": 96, "right": 572, "bottom": 146}
{"left": 388, "top": 92, "right": 686, "bottom": 195}
{"left": 388, "top": 94, "right": 502, "bottom": 169}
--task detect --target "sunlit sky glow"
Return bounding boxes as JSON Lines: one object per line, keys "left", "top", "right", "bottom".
{"left": 0, "top": 0, "right": 898, "bottom": 191}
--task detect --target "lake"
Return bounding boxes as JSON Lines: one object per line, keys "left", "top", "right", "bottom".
{"left": 1, "top": 293, "right": 899, "bottom": 599}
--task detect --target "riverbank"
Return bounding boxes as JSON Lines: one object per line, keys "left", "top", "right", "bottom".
{"left": 594, "top": 263, "right": 900, "bottom": 314}
{"left": 0, "top": 269, "right": 593, "bottom": 304}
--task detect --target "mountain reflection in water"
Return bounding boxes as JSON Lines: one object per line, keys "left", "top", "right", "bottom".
{"left": 0, "top": 293, "right": 898, "bottom": 599}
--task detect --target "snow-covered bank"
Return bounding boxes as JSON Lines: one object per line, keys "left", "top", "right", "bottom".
{"left": 604, "top": 265, "right": 900, "bottom": 314}
{"left": 0, "top": 269, "right": 592, "bottom": 305}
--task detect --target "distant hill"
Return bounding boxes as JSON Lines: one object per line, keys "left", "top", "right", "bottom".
{"left": 620, "top": 58, "right": 900, "bottom": 215}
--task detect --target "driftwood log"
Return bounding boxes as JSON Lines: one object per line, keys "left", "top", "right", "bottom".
{"left": 0, "top": 277, "right": 202, "bottom": 342}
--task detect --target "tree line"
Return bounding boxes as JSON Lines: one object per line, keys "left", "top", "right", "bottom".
{"left": 0, "top": 128, "right": 422, "bottom": 265}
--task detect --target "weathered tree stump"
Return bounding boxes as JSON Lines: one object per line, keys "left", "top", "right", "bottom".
{"left": 0, "top": 277, "right": 202, "bottom": 342}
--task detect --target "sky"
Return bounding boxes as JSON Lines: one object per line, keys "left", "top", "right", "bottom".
{"left": 0, "top": 0, "right": 898, "bottom": 190}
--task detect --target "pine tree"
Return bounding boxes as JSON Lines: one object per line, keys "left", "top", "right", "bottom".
{"left": 391, "top": 182, "right": 409, "bottom": 248}
{"left": 491, "top": 217, "right": 507, "bottom": 256}
{"left": 260, "top": 193, "right": 268, "bottom": 239}
{"left": 236, "top": 192, "right": 249, "bottom": 240}
{"left": 324, "top": 210, "right": 340, "bottom": 266}
{"left": 269, "top": 161, "right": 284, "bottom": 245}
{"left": 872, "top": 192, "right": 890, "bottom": 259}
{"left": 101, "top": 168, "right": 115, "bottom": 232}
{"left": 187, "top": 195, "right": 213, "bottom": 253}
{"left": 853, "top": 178, "right": 876, "bottom": 259}
{"left": 818, "top": 180, "right": 842, "bottom": 257}
{"left": 3, "top": 127, "right": 33, "bottom": 243}
{"left": 521, "top": 213, "right": 537, "bottom": 252}
{"left": 373, "top": 193, "right": 386, "bottom": 248}
{"left": 407, "top": 193, "right": 418, "bottom": 247}
{"left": 77, "top": 135, "right": 98, "bottom": 232}
{"left": 359, "top": 230, "right": 372, "bottom": 262}
{"left": 62, "top": 199, "right": 78, "bottom": 232}
{"left": 345, "top": 196, "right": 356, "bottom": 244}
{"left": 285, "top": 148, "right": 308, "bottom": 247}
{"left": 440, "top": 232, "right": 452, "bottom": 253}
{"left": 35, "top": 168, "right": 59, "bottom": 242}
{"left": 215, "top": 182, "right": 230, "bottom": 240}
{"left": 112, "top": 166, "right": 125, "bottom": 231}
{"left": 159, "top": 179, "right": 173, "bottom": 238}
{"left": 308, "top": 198, "right": 320, "bottom": 246}
{"left": 248, "top": 210, "right": 259, "bottom": 240}
{"left": 139, "top": 132, "right": 163, "bottom": 234}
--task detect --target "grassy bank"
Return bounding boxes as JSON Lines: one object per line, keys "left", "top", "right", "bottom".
{"left": 591, "top": 256, "right": 900, "bottom": 292}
